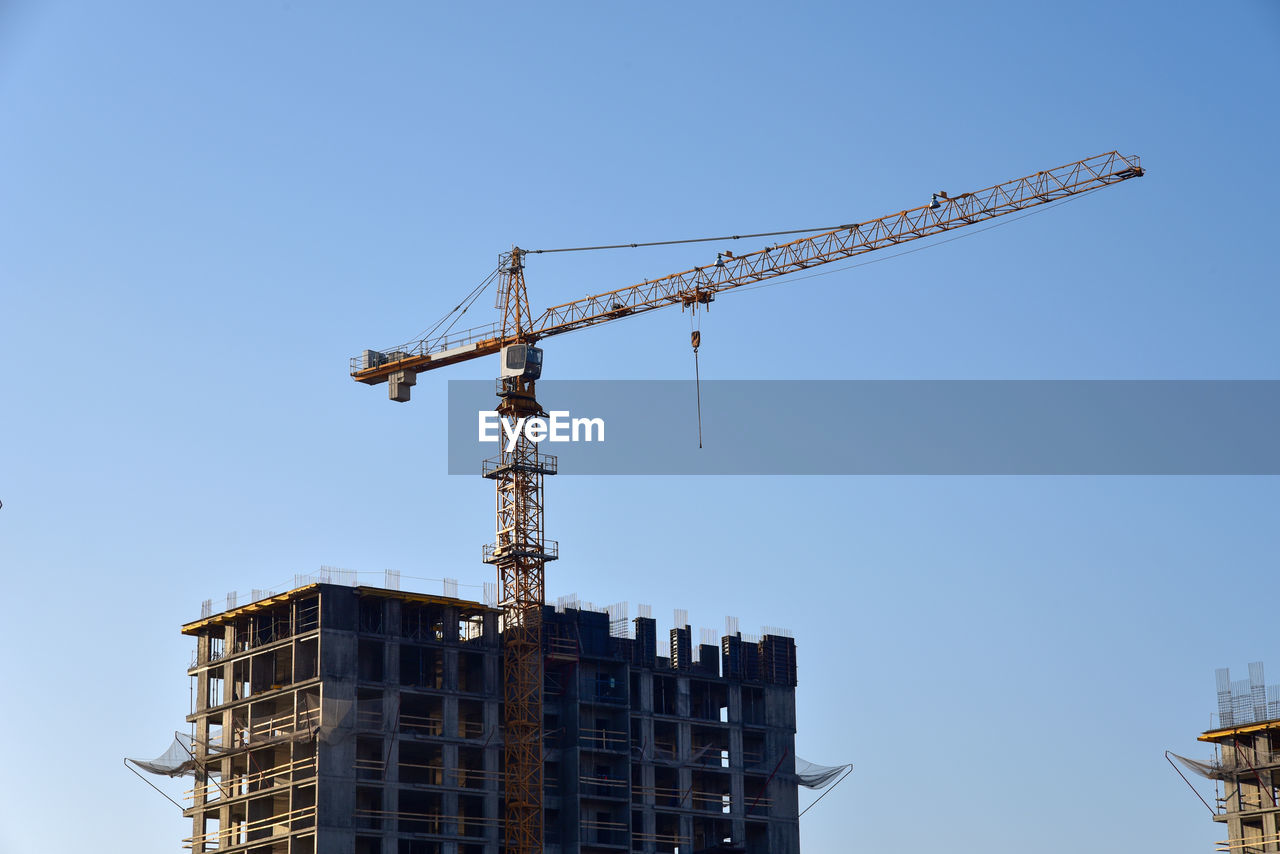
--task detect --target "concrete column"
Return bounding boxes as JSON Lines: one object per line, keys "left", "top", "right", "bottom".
{"left": 317, "top": 599, "right": 358, "bottom": 848}
{"left": 636, "top": 671, "right": 653, "bottom": 714}
{"left": 444, "top": 646, "right": 460, "bottom": 693}
{"left": 639, "top": 805, "right": 657, "bottom": 854}
{"left": 442, "top": 741, "right": 460, "bottom": 847}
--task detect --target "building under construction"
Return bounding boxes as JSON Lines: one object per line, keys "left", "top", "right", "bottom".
{"left": 1172, "top": 663, "right": 1280, "bottom": 853}
{"left": 177, "top": 578, "right": 801, "bottom": 854}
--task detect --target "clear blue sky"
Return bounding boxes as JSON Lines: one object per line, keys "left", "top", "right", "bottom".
{"left": 1, "top": 2, "right": 1277, "bottom": 852}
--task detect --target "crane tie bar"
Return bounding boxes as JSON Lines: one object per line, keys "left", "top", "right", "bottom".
{"left": 526, "top": 223, "right": 857, "bottom": 254}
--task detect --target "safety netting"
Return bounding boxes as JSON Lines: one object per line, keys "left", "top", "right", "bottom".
{"left": 126, "top": 732, "right": 199, "bottom": 778}
{"left": 794, "top": 756, "right": 852, "bottom": 789}
{"left": 1171, "top": 744, "right": 1280, "bottom": 780}
{"left": 128, "top": 709, "right": 327, "bottom": 780}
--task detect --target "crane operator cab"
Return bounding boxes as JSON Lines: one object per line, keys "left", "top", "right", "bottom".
{"left": 500, "top": 343, "right": 543, "bottom": 381}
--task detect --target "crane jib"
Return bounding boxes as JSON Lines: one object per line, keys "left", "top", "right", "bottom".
{"left": 351, "top": 151, "right": 1142, "bottom": 385}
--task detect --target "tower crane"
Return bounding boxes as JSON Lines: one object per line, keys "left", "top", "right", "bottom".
{"left": 350, "top": 150, "right": 1144, "bottom": 854}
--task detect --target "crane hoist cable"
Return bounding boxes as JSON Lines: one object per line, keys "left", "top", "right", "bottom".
{"left": 519, "top": 187, "right": 1097, "bottom": 452}
{"left": 691, "top": 325, "right": 703, "bottom": 449}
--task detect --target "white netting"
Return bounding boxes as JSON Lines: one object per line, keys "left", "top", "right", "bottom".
{"left": 1171, "top": 743, "right": 1280, "bottom": 780}
{"left": 318, "top": 697, "right": 355, "bottom": 745}
{"left": 126, "top": 733, "right": 198, "bottom": 778}
{"left": 1169, "top": 752, "right": 1219, "bottom": 779}
{"left": 795, "top": 756, "right": 852, "bottom": 789}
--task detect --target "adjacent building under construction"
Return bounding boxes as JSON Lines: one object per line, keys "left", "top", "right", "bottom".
{"left": 1171, "top": 663, "right": 1280, "bottom": 854}
{"left": 175, "top": 577, "right": 805, "bottom": 854}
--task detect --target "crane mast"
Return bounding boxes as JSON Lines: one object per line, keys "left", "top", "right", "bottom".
{"left": 350, "top": 151, "right": 1144, "bottom": 854}
{"left": 485, "top": 248, "right": 553, "bottom": 854}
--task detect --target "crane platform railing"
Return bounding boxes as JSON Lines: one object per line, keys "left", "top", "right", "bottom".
{"left": 353, "top": 320, "right": 501, "bottom": 375}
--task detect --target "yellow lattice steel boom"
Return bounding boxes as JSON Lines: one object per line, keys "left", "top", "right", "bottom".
{"left": 352, "top": 151, "right": 1143, "bottom": 387}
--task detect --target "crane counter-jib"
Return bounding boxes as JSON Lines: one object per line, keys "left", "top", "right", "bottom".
{"left": 352, "top": 337, "right": 503, "bottom": 384}
{"left": 350, "top": 150, "right": 1143, "bottom": 386}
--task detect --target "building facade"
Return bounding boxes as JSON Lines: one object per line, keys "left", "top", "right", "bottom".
{"left": 1177, "top": 664, "right": 1280, "bottom": 853}
{"left": 1197, "top": 719, "right": 1280, "bottom": 853}
{"left": 182, "top": 583, "right": 800, "bottom": 854}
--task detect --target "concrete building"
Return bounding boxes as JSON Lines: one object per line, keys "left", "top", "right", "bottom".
{"left": 1198, "top": 717, "right": 1280, "bottom": 853}
{"left": 181, "top": 582, "right": 800, "bottom": 854}
{"left": 1176, "top": 664, "right": 1280, "bottom": 854}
